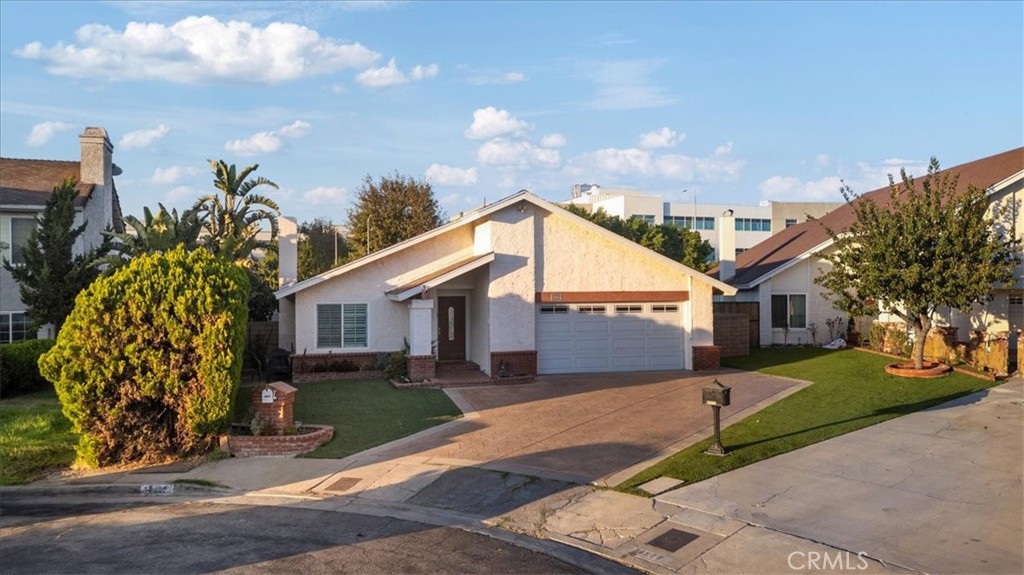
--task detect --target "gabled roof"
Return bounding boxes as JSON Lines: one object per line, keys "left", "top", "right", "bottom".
{"left": 716, "top": 147, "right": 1024, "bottom": 289}
{"left": 0, "top": 158, "right": 94, "bottom": 207}
{"left": 277, "top": 190, "right": 737, "bottom": 299}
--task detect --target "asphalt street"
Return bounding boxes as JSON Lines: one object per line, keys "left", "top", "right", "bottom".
{"left": 0, "top": 490, "right": 634, "bottom": 574}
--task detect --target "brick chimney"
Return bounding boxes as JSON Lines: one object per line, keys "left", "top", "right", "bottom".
{"left": 718, "top": 211, "right": 736, "bottom": 283}
{"left": 78, "top": 127, "right": 114, "bottom": 250}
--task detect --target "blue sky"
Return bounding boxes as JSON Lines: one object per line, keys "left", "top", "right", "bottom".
{"left": 1, "top": 1, "right": 1021, "bottom": 226}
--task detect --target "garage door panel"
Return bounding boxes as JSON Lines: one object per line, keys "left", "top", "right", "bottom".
{"left": 537, "top": 303, "right": 687, "bottom": 375}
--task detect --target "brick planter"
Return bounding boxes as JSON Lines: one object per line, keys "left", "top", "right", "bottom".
{"left": 221, "top": 425, "right": 334, "bottom": 457}
{"left": 884, "top": 361, "right": 952, "bottom": 379}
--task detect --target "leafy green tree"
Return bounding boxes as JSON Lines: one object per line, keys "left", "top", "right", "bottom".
{"left": 564, "top": 205, "right": 714, "bottom": 271}
{"left": 2, "top": 178, "right": 108, "bottom": 335}
{"left": 101, "top": 203, "right": 201, "bottom": 267}
{"left": 39, "top": 246, "right": 249, "bottom": 467}
{"left": 346, "top": 173, "right": 444, "bottom": 260}
{"left": 193, "top": 160, "right": 280, "bottom": 262}
{"left": 298, "top": 218, "right": 348, "bottom": 280}
{"left": 815, "top": 158, "right": 1020, "bottom": 369}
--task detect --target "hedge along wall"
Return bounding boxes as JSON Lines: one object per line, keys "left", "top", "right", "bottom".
{"left": 39, "top": 246, "right": 249, "bottom": 467}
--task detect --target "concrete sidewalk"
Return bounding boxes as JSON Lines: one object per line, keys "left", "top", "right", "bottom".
{"left": 17, "top": 377, "right": 1021, "bottom": 575}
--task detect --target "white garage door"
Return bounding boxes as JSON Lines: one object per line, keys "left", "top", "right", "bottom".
{"left": 536, "top": 303, "right": 686, "bottom": 374}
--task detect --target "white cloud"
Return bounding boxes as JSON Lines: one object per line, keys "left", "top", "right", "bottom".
{"left": 26, "top": 121, "right": 75, "bottom": 146}
{"left": 477, "top": 138, "right": 560, "bottom": 170}
{"left": 464, "top": 107, "right": 530, "bottom": 140}
{"left": 165, "top": 185, "right": 196, "bottom": 202}
{"left": 151, "top": 165, "right": 198, "bottom": 184}
{"left": 356, "top": 58, "right": 438, "bottom": 87}
{"left": 639, "top": 127, "right": 681, "bottom": 149}
{"left": 540, "top": 133, "right": 567, "bottom": 148}
{"left": 303, "top": 186, "right": 347, "bottom": 204}
{"left": 425, "top": 164, "right": 478, "bottom": 187}
{"left": 14, "top": 16, "right": 380, "bottom": 84}
{"left": 223, "top": 120, "right": 312, "bottom": 156}
{"left": 814, "top": 153, "right": 831, "bottom": 168}
{"left": 566, "top": 144, "right": 743, "bottom": 182}
{"left": 580, "top": 58, "right": 677, "bottom": 110}
{"left": 276, "top": 119, "right": 312, "bottom": 138}
{"left": 410, "top": 63, "right": 439, "bottom": 80}
{"left": 464, "top": 70, "right": 526, "bottom": 85}
{"left": 714, "top": 141, "right": 733, "bottom": 156}
{"left": 120, "top": 124, "right": 169, "bottom": 150}
{"left": 758, "top": 156, "right": 929, "bottom": 202}
{"left": 225, "top": 131, "right": 281, "bottom": 156}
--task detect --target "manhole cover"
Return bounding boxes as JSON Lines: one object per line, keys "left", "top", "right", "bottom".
{"left": 324, "top": 476, "right": 362, "bottom": 492}
{"left": 647, "top": 528, "right": 699, "bottom": 553}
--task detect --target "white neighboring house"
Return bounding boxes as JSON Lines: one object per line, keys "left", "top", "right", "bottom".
{"left": 566, "top": 184, "right": 843, "bottom": 260}
{"left": 0, "top": 127, "right": 124, "bottom": 342}
{"left": 713, "top": 147, "right": 1024, "bottom": 347}
{"left": 275, "top": 190, "right": 737, "bottom": 378}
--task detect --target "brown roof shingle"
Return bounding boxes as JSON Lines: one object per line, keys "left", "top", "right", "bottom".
{"left": 718, "top": 147, "right": 1024, "bottom": 287}
{"left": 0, "top": 158, "right": 94, "bottom": 207}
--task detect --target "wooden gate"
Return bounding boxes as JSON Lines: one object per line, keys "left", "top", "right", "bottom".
{"left": 713, "top": 302, "right": 760, "bottom": 348}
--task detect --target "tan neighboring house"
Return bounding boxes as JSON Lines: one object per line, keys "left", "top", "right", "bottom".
{"left": 713, "top": 147, "right": 1023, "bottom": 347}
{"left": 275, "top": 190, "right": 736, "bottom": 379}
{"left": 0, "top": 127, "right": 123, "bottom": 342}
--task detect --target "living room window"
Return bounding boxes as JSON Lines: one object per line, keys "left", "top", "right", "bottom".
{"left": 317, "top": 303, "right": 368, "bottom": 348}
{"left": 771, "top": 294, "right": 807, "bottom": 329}
{"left": 0, "top": 312, "right": 34, "bottom": 344}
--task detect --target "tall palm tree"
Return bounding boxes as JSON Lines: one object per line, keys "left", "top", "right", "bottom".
{"left": 193, "top": 160, "right": 280, "bottom": 262}
{"left": 102, "top": 203, "right": 201, "bottom": 267}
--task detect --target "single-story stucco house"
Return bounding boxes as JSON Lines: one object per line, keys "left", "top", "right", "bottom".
{"left": 712, "top": 147, "right": 1023, "bottom": 347}
{"left": 275, "top": 190, "right": 737, "bottom": 380}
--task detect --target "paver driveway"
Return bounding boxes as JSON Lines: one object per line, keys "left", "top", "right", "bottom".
{"left": 373, "top": 370, "right": 801, "bottom": 483}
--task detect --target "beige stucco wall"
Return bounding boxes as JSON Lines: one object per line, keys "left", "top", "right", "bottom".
{"left": 292, "top": 225, "right": 474, "bottom": 354}
{"left": 485, "top": 205, "right": 537, "bottom": 352}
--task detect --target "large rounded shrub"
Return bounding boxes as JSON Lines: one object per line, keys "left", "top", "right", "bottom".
{"left": 39, "top": 246, "right": 249, "bottom": 467}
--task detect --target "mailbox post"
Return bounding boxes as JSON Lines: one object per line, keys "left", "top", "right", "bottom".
{"left": 702, "top": 379, "right": 731, "bottom": 456}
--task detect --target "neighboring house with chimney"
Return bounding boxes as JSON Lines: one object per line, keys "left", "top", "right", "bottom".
{"left": 0, "top": 127, "right": 124, "bottom": 342}
{"left": 713, "top": 148, "right": 1023, "bottom": 347}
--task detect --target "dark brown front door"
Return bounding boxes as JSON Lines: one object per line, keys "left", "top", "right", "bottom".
{"left": 437, "top": 296, "right": 466, "bottom": 361}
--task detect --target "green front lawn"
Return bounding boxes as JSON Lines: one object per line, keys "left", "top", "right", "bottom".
{"left": 617, "top": 347, "right": 998, "bottom": 494}
{"left": 0, "top": 391, "right": 76, "bottom": 485}
{"left": 237, "top": 379, "right": 463, "bottom": 459}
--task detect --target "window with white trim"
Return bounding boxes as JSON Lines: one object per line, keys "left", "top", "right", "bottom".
{"left": 615, "top": 305, "right": 642, "bottom": 314}
{"left": 539, "top": 305, "right": 569, "bottom": 314}
{"left": 1, "top": 216, "right": 37, "bottom": 265}
{"left": 577, "top": 305, "right": 606, "bottom": 314}
{"left": 771, "top": 294, "right": 807, "bottom": 329}
{"left": 317, "top": 303, "right": 368, "bottom": 348}
{"left": 652, "top": 304, "right": 679, "bottom": 313}
{"left": 0, "top": 312, "right": 34, "bottom": 344}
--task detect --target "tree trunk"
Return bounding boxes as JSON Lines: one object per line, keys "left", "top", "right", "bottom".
{"left": 911, "top": 314, "right": 932, "bottom": 370}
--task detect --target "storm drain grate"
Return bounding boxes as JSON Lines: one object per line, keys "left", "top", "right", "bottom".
{"left": 647, "top": 528, "right": 699, "bottom": 553}
{"left": 324, "top": 476, "right": 362, "bottom": 493}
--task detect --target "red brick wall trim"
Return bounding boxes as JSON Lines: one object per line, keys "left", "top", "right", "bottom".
{"left": 692, "top": 345, "right": 722, "bottom": 371}
{"left": 491, "top": 350, "right": 537, "bottom": 378}
{"left": 293, "top": 370, "right": 386, "bottom": 383}
{"left": 535, "top": 291, "right": 689, "bottom": 303}
{"left": 222, "top": 425, "right": 334, "bottom": 457}
{"left": 406, "top": 354, "right": 436, "bottom": 382}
